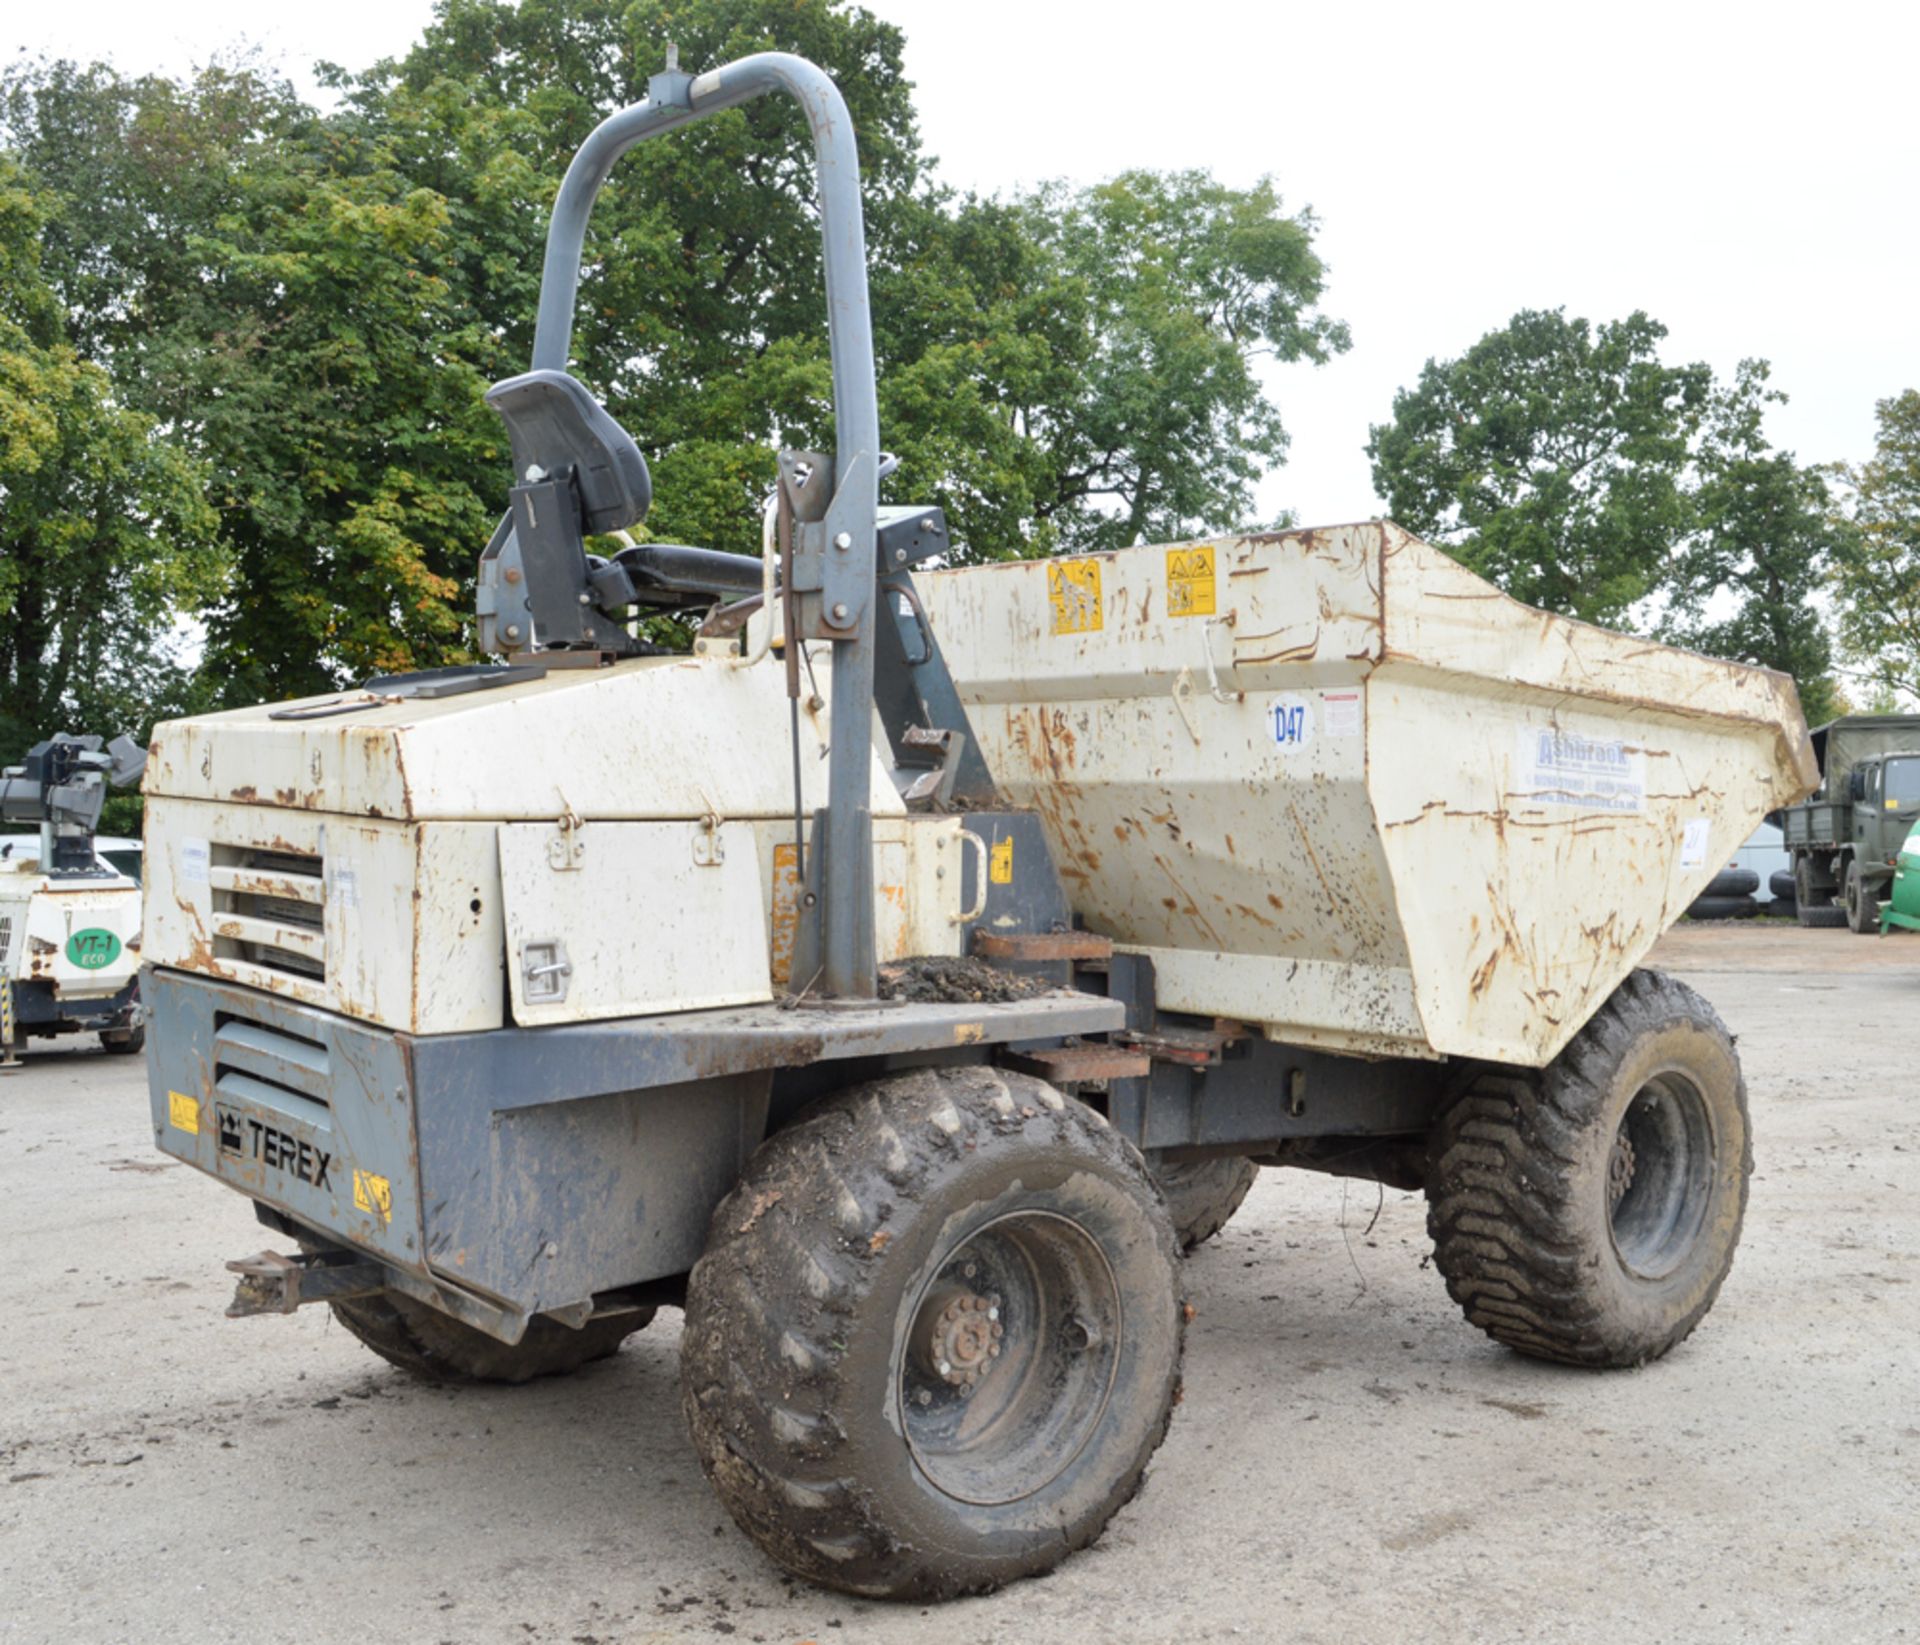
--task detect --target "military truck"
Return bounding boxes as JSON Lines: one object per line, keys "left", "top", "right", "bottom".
{"left": 1779, "top": 714, "right": 1920, "bottom": 931}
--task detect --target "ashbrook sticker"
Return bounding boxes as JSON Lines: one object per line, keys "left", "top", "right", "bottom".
{"left": 1517, "top": 727, "right": 1646, "bottom": 813}
{"left": 66, "top": 929, "right": 121, "bottom": 970}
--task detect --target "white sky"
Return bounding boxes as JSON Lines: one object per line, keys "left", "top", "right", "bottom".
{"left": 11, "top": 0, "right": 1918, "bottom": 527}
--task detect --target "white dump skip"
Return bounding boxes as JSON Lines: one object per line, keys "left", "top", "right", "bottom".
{"left": 920, "top": 522, "right": 1817, "bottom": 1067}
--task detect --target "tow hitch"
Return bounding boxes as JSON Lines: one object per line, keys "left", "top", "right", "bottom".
{"left": 225, "top": 1248, "right": 387, "bottom": 1318}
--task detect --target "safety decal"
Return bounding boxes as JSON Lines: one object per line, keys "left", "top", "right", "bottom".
{"left": 168, "top": 1090, "right": 200, "bottom": 1135}
{"left": 1166, "top": 546, "right": 1216, "bottom": 618}
{"left": 1048, "top": 560, "right": 1103, "bottom": 635}
{"left": 353, "top": 1169, "right": 393, "bottom": 1225}
{"left": 989, "top": 837, "right": 1015, "bottom": 885}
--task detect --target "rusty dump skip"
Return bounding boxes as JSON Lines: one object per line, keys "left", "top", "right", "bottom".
{"left": 918, "top": 522, "right": 1817, "bottom": 1067}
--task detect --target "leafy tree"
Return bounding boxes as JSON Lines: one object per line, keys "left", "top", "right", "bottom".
{"left": 1832, "top": 390, "right": 1920, "bottom": 705}
{"left": 1367, "top": 309, "right": 1708, "bottom": 628}
{"left": 0, "top": 158, "right": 223, "bottom": 750}
{"left": 1368, "top": 310, "right": 1840, "bottom": 715}
{"left": 1663, "top": 360, "right": 1842, "bottom": 722}
{"left": 2, "top": 1, "right": 1348, "bottom": 703}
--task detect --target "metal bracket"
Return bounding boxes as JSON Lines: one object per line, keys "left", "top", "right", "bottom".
{"left": 1204, "top": 612, "right": 1244, "bottom": 703}
{"left": 1171, "top": 668, "right": 1203, "bottom": 744}
{"left": 547, "top": 798, "right": 586, "bottom": 870}
{"left": 691, "top": 790, "right": 726, "bottom": 866}
{"left": 225, "top": 1249, "right": 387, "bottom": 1318}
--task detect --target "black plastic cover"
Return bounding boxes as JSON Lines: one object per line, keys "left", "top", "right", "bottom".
{"left": 485, "top": 369, "right": 653, "bottom": 533}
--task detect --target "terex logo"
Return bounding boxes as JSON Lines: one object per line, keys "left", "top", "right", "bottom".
{"left": 215, "top": 1106, "right": 333, "bottom": 1190}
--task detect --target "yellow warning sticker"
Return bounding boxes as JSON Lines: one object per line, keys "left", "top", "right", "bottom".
{"left": 168, "top": 1090, "right": 200, "bottom": 1135}
{"left": 352, "top": 1169, "right": 393, "bottom": 1224}
{"left": 1048, "top": 560, "right": 1103, "bottom": 634}
{"left": 1167, "top": 546, "right": 1216, "bottom": 617}
{"left": 769, "top": 841, "right": 801, "bottom": 986}
{"left": 989, "top": 836, "right": 1015, "bottom": 885}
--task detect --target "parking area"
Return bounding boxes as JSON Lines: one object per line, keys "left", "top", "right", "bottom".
{"left": 3, "top": 924, "right": 1916, "bottom": 1645}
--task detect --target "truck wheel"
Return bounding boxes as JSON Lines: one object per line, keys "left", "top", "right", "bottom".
{"left": 100, "top": 1025, "right": 145, "bottom": 1054}
{"left": 1844, "top": 860, "right": 1880, "bottom": 934}
{"left": 1150, "top": 1155, "right": 1258, "bottom": 1249}
{"left": 325, "top": 1285, "right": 652, "bottom": 1383}
{"left": 1425, "top": 969, "right": 1749, "bottom": 1369}
{"left": 681, "top": 1065, "right": 1184, "bottom": 1600}
{"left": 1796, "top": 859, "right": 1846, "bottom": 928}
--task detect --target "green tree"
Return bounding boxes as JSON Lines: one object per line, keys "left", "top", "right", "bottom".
{"left": 1833, "top": 390, "right": 1920, "bottom": 705}
{"left": 1663, "top": 360, "right": 1842, "bottom": 721}
{"left": 3, "top": 2, "right": 1349, "bottom": 702}
{"left": 1367, "top": 309, "right": 1708, "bottom": 628}
{"left": 0, "top": 157, "right": 224, "bottom": 750}
{"left": 1368, "top": 309, "right": 1841, "bottom": 715}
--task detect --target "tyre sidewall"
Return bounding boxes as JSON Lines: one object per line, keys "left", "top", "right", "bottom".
{"left": 1577, "top": 1009, "right": 1749, "bottom": 1351}
{"left": 837, "top": 1142, "right": 1181, "bottom": 1581}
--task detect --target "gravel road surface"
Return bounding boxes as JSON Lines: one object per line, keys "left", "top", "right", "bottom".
{"left": 4, "top": 926, "right": 1915, "bottom": 1644}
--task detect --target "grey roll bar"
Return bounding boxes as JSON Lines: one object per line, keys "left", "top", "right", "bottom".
{"left": 526, "top": 51, "right": 881, "bottom": 1000}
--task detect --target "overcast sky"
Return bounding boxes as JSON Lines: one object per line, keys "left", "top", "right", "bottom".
{"left": 11, "top": 0, "right": 1918, "bottom": 527}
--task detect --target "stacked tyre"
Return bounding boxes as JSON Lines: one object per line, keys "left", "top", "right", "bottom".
{"left": 1766, "top": 868, "right": 1798, "bottom": 920}
{"left": 1687, "top": 866, "right": 1758, "bottom": 921}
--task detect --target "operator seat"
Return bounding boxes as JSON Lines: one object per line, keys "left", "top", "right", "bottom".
{"left": 485, "top": 369, "right": 652, "bottom": 533}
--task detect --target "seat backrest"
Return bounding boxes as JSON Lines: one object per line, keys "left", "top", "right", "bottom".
{"left": 485, "top": 369, "right": 652, "bottom": 534}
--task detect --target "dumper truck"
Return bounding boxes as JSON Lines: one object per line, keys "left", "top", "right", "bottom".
{"left": 1778, "top": 714, "right": 1920, "bottom": 930}
{"left": 139, "top": 51, "right": 1817, "bottom": 1601}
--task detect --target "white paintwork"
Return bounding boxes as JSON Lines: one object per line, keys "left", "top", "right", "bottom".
{"left": 919, "top": 522, "right": 1817, "bottom": 1066}
{"left": 499, "top": 819, "right": 771, "bottom": 1024}
{"left": 0, "top": 848, "right": 142, "bottom": 1004}
{"left": 142, "top": 653, "right": 956, "bottom": 1033}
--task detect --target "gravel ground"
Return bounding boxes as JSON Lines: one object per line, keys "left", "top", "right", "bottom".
{"left": 3, "top": 926, "right": 1916, "bottom": 1644}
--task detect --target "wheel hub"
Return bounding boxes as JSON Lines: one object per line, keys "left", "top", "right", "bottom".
{"left": 1608, "top": 1129, "right": 1637, "bottom": 1210}
{"left": 916, "top": 1288, "right": 1004, "bottom": 1392}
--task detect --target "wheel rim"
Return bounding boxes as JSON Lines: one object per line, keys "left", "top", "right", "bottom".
{"left": 896, "top": 1210, "right": 1121, "bottom": 1507}
{"left": 1607, "top": 1071, "right": 1715, "bottom": 1279}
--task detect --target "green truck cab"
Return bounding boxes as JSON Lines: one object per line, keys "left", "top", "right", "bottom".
{"left": 1779, "top": 715, "right": 1920, "bottom": 931}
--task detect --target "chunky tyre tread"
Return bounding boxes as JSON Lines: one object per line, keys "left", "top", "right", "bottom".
{"left": 1150, "top": 1155, "right": 1259, "bottom": 1249}
{"left": 1426, "top": 969, "right": 1750, "bottom": 1369}
{"left": 681, "top": 1066, "right": 1183, "bottom": 1601}
{"left": 323, "top": 1284, "right": 651, "bottom": 1384}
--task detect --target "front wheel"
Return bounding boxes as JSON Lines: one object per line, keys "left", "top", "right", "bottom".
{"left": 681, "top": 1066, "right": 1184, "bottom": 1600}
{"left": 1425, "top": 969, "right": 1750, "bottom": 1368}
{"left": 1845, "top": 859, "right": 1881, "bottom": 934}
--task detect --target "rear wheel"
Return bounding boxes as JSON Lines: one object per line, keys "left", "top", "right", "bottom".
{"left": 1150, "top": 1155, "right": 1258, "bottom": 1249}
{"left": 1845, "top": 859, "right": 1881, "bottom": 934}
{"left": 323, "top": 1281, "right": 651, "bottom": 1383}
{"left": 681, "top": 1065, "right": 1184, "bottom": 1600}
{"left": 100, "top": 1024, "right": 145, "bottom": 1054}
{"left": 1425, "top": 969, "right": 1749, "bottom": 1368}
{"left": 1796, "top": 857, "right": 1846, "bottom": 928}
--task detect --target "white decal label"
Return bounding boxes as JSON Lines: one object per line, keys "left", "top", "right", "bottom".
{"left": 1680, "top": 818, "right": 1711, "bottom": 869}
{"left": 1515, "top": 727, "right": 1645, "bottom": 813}
{"left": 181, "top": 839, "right": 210, "bottom": 885}
{"left": 1271, "top": 694, "right": 1315, "bottom": 750}
{"left": 330, "top": 868, "right": 359, "bottom": 908}
{"left": 1323, "top": 690, "right": 1362, "bottom": 738}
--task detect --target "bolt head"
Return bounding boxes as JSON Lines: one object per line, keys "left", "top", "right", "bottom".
{"left": 833, "top": 531, "right": 853, "bottom": 550}
{"left": 504, "top": 624, "right": 522, "bottom": 641}
{"left": 830, "top": 602, "right": 849, "bottom": 621}
{"left": 987, "top": 1306, "right": 999, "bottom": 1322}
